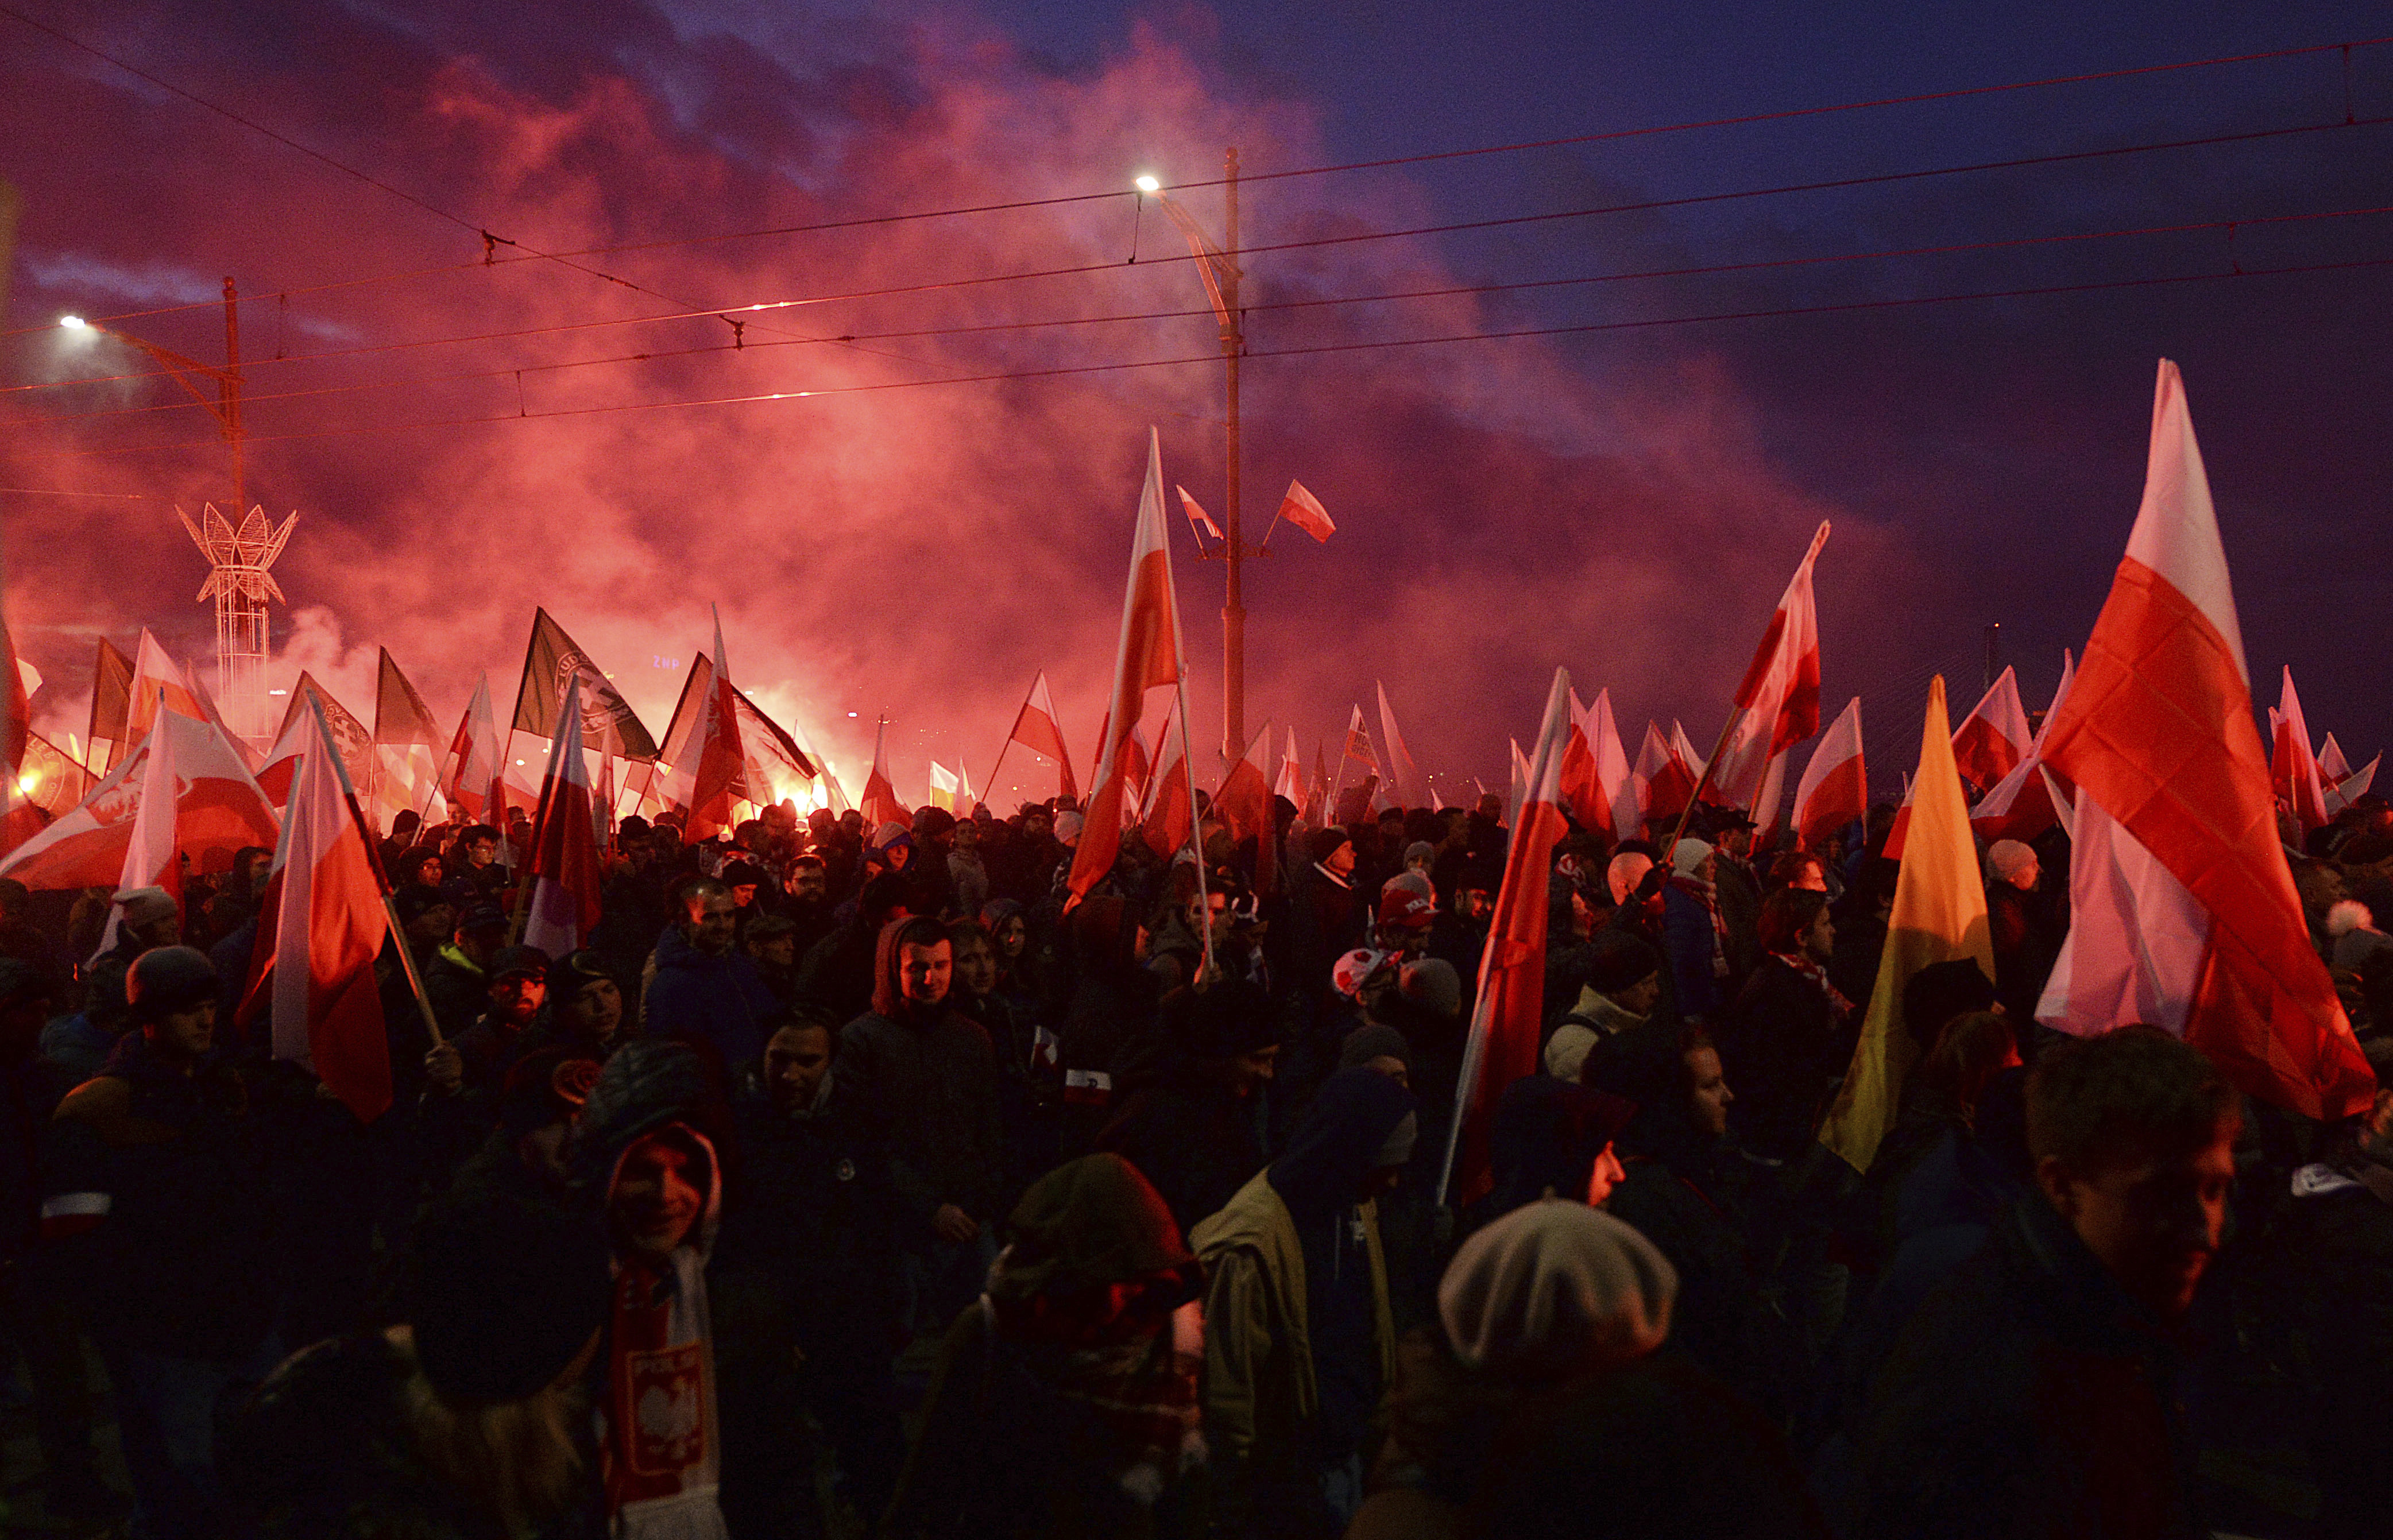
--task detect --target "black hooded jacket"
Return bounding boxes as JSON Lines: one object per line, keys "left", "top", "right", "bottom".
{"left": 838, "top": 922, "right": 1004, "bottom": 1224}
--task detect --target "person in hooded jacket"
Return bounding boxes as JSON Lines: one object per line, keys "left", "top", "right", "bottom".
{"left": 569, "top": 1040, "right": 731, "bottom": 1540}
{"left": 41, "top": 946, "right": 284, "bottom": 1540}
{"left": 886, "top": 1154, "right": 1208, "bottom": 1540}
{"left": 1097, "top": 977, "right": 1281, "bottom": 1236}
{"left": 710, "top": 1011, "right": 906, "bottom": 1538}
{"left": 794, "top": 874, "right": 914, "bottom": 1024}
{"left": 642, "top": 879, "right": 781, "bottom": 1081}
{"left": 1190, "top": 1066, "right": 1417, "bottom": 1537}
{"left": 838, "top": 916, "right": 1005, "bottom": 1333}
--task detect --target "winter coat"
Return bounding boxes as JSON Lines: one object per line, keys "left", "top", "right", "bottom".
{"left": 642, "top": 924, "right": 782, "bottom": 1073}
{"left": 1543, "top": 986, "right": 1645, "bottom": 1083}
{"left": 42, "top": 1033, "right": 281, "bottom": 1359}
{"left": 1661, "top": 885, "right": 1727, "bottom": 1021}
{"left": 422, "top": 946, "right": 490, "bottom": 1042}
{"left": 838, "top": 925, "right": 1005, "bottom": 1225}
{"left": 2280, "top": 1162, "right": 2393, "bottom": 1540}
{"left": 1096, "top": 1046, "right": 1269, "bottom": 1239}
{"left": 1849, "top": 1194, "right": 2201, "bottom": 1540}
{"left": 1715, "top": 956, "right": 1849, "bottom": 1162}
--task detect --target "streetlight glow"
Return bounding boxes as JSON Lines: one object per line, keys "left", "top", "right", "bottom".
{"left": 59, "top": 315, "right": 87, "bottom": 330}
{"left": 1134, "top": 175, "right": 1161, "bottom": 194}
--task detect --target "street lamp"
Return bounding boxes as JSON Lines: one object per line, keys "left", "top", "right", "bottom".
{"left": 1139, "top": 152, "right": 1250, "bottom": 762}
{"left": 59, "top": 280, "right": 247, "bottom": 513}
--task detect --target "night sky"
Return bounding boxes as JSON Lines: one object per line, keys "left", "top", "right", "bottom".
{"left": 4, "top": 0, "right": 2388, "bottom": 804}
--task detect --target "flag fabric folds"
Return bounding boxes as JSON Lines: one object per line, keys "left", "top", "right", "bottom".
{"left": 441, "top": 674, "right": 508, "bottom": 825}
{"left": 685, "top": 612, "right": 749, "bottom": 843}
{"left": 1439, "top": 668, "right": 1575, "bottom": 1209}
{"left": 859, "top": 719, "right": 906, "bottom": 831}
{"left": 1951, "top": 667, "right": 2033, "bottom": 791}
{"left": 2270, "top": 668, "right": 2329, "bottom": 835}
{"left": 1067, "top": 430, "right": 1186, "bottom": 908}
{"left": 1710, "top": 522, "right": 1830, "bottom": 808}
{"left": 89, "top": 639, "right": 133, "bottom": 772}
{"left": 2037, "top": 360, "right": 2371, "bottom": 1120}
{"left": 928, "top": 761, "right": 961, "bottom": 813}
{"left": 1375, "top": 682, "right": 1421, "bottom": 808}
{"left": 1000, "top": 671, "right": 1079, "bottom": 802}
{"left": 1792, "top": 697, "right": 1866, "bottom": 851}
{"left": 270, "top": 674, "right": 377, "bottom": 799}
{"left": 1176, "top": 485, "right": 1223, "bottom": 543}
{"left": 522, "top": 676, "right": 605, "bottom": 957}
{"left": 96, "top": 707, "right": 185, "bottom": 955}
{"left": 1277, "top": 480, "right": 1335, "bottom": 544}
{"left": 241, "top": 699, "right": 393, "bottom": 1124}
{"left": 509, "top": 608, "right": 659, "bottom": 761}
{"left": 0, "top": 712, "right": 279, "bottom": 891}
{"left": 1969, "top": 653, "right": 2074, "bottom": 845}
{"left": 1820, "top": 677, "right": 1992, "bottom": 1173}
{"left": 1216, "top": 722, "right": 1275, "bottom": 880}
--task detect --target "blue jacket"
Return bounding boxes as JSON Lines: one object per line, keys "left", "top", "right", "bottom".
{"left": 643, "top": 923, "right": 782, "bottom": 1071}
{"left": 1662, "top": 884, "right": 1727, "bottom": 1020}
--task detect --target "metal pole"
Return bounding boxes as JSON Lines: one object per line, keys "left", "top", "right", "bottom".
{"left": 1984, "top": 622, "right": 2001, "bottom": 691}
{"left": 1221, "top": 146, "right": 1245, "bottom": 765}
{"left": 223, "top": 278, "right": 243, "bottom": 514}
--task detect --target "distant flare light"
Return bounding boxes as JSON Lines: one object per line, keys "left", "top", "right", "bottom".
{"left": 59, "top": 315, "right": 87, "bottom": 330}
{"left": 1134, "top": 175, "right": 1161, "bottom": 194}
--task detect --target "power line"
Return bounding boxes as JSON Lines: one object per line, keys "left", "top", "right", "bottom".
{"left": 15, "top": 110, "right": 2387, "bottom": 403}
{"left": 16, "top": 201, "right": 2390, "bottom": 434}
{"left": 22, "top": 247, "right": 2387, "bottom": 461}
{"left": 7, "top": 31, "right": 2383, "bottom": 338}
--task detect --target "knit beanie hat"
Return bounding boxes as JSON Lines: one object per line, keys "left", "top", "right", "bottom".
{"left": 409, "top": 1193, "right": 609, "bottom": 1402}
{"left": 1985, "top": 839, "right": 2039, "bottom": 887}
{"left": 1397, "top": 958, "right": 1463, "bottom": 1020}
{"left": 1439, "top": 1199, "right": 1677, "bottom": 1373}
{"left": 1308, "top": 826, "right": 1354, "bottom": 866}
{"left": 1669, "top": 838, "right": 1713, "bottom": 878}
{"left": 114, "top": 886, "right": 178, "bottom": 930}
{"left": 1340, "top": 1022, "right": 1413, "bottom": 1075}
{"left": 1402, "top": 840, "right": 1438, "bottom": 869}
{"left": 126, "top": 946, "right": 217, "bottom": 1019}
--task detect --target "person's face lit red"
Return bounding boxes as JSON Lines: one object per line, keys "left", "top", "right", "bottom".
{"left": 764, "top": 1024, "right": 832, "bottom": 1111}
{"left": 898, "top": 941, "right": 951, "bottom": 1005}
{"left": 560, "top": 977, "right": 623, "bottom": 1043}
{"left": 685, "top": 892, "right": 737, "bottom": 955}
{"left": 2039, "top": 1126, "right": 2237, "bottom": 1322}
{"left": 1587, "top": 1142, "right": 1626, "bottom": 1206}
{"left": 610, "top": 1132, "right": 704, "bottom": 1259}
{"left": 952, "top": 939, "right": 998, "bottom": 999}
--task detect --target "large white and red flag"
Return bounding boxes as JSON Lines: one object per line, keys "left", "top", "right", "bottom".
{"left": 1951, "top": 667, "right": 2033, "bottom": 792}
{"left": 1560, "top": 688, "right": 1605, "bottom": 837}
{"left": 1376, "top": 682, "right": 1421, "bottom": 808}
{"left": 372, "top": 649, "right": 444, "bottom": 823}
{"left": 1709, "top": 522, "right": 1830, "bottom": 808}
{"left": 1067, "top": 429, "right": 1185, "bottom": 907}
{"left": 122, "top": 629, "right": 210, "bottom": 750}
{"left": 685, "top": 610, "right": 749, "bottom": 842}
{"left": 859, "top": 718, "right": 906, "bottom": 831}
{"left": 1793, "top": 697, "right": 1867, "bottom": 851}
{"left": 1636, "top": 722, "right": 1695, "bottom": 825}
{"left": 239, "top": 699, "right": 392, "bottom": 1123}
{"left": 999, "top": 671, "right": 1079, "bottom": 802}
{"left": 95, "top": 706, "right": 186, "bottom": 955}
{"left": 439, "top": 674, "right": 508, "bottom": 826}
{"left": 1, "top": 712, "right": 278, "bottom": 891}
{"left": 1440, "top": 668, "right": 1575, "bottom": 1208}
{"left": 1141, "top": 721, "right": 1194, "bottom": 860}
{"left": 521, "top": 676, "right": 604, "bottom": 957}
{"left": 1340, "top": 705, "right": 1378, "bottom": 779}
{"left": 2037, "top": 360, "right": 2372, "bottom": 1120}
{"left": 2270, "top": 668, "right": 2329, "bottom": 835}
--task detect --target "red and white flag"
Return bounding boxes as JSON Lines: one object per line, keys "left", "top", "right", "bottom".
{"left": 239, "top": 699, "right": 392, "bottom": 1123}
{"left": 1439, "top": 668, "right": 1575, "bottom": 1208}
{"left": 1277, "top": 479, "right": 1335, "bottom": 544}
{"left": 685, "top": 610, "right": 750, "bottom": 842}
{"left": 1067, "top": 430, "right": 1186, "bottom": 907}
{"left": 1636, "top": 722, "right": 1695, "bottom": 825}
{"left": 1585, "top": 690, "right": 1641, "bottom": 841}
{"left": 372, "top": 649, "right": 444, "bottom": 822}
{"left": 859, "top": 718, "right": 906, "bottom": 831}
{"left": 1175, "top": 485, "right": 1223, "bottom": 543}
{"left": 1792, "top": 697, "right": 1867, "bottom": 851}
{"left": 95, "top": 709, "right": 186, "bottom": 956}
{"left": 1, "top": 713, "right": 279, "bottom": 891}
{"left": 2328, "top": 754, "right": 2378, "bottom": 817}
{"left": 1710, "top": 522, "right": 1830, "bottom": 807}
{"left": 123, "top": 629, "right": 210, "bottom": 749}
{"left": 2320, "top": 733, "right": 2352, "bottom": 784}
{"left": 1001, "top": 671, "right": 1079, "bottom": 802}
{"left": 1951, "top": 667, "right": 2033, "bottom": 792}
{"left": 1141, "top": 720, "right": 1194, "bottom": 861}
{"left": 1275, "top": 726, "right": 1304, "bottom": 807}
{"left": 2038, "top": 361, "right": 2372, "bottom": 1120}
{"left": 1970, "top": 652, "right": 2075, "bottom": 845}
{"left": 1340, "top": 705, "right": 1378, "bottom": 776}
{"left": 1560, "top": 688, "right": 1605, "bottom": 837}
{"left": 1376, "top": 682, "right": 1421, "bottom": 808}
{"left": 440, "top": 674, "right": 509, "bottom": 826}
{"left": 522, "top": 675, "right": 604, "bottom": 957}
{"left": 2270, "top": 668, "right": 2329, "bottom": 835}
{"left": 1213, "top": 721, "right": 1274, "bottom": 871}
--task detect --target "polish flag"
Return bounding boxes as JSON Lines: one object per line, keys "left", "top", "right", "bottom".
{"left": 240, "top": 699, "right": 392, "bottom": 1123}
{"left": 0, "top": 713, "right": 279, "bottom": 891}
{"left": 1439, "top": 667, "right": 1575, "bottom": 1208}
{"left": 1560, "top": 688, "right": 1605, "bottom": 837}
{"left": 1951, "top": 668, "right": 2033, "bottom": 792}
{"left": 439, "top": 674, "right": 508, "bottom": 827}
{"left": 685, "top": 610, "right": 749, "bottom": 842}
{"left": 1586, "top": 690, "right": 1641, "bottom": 842}
{"left": 1376, "top": 682, "right": 1421, "bottom": 808}
{"left": 1710, "top": 523, "right": 1830, "bottom": 807}
{"left": 1277, "top": 480, "right": 1335, "bottom": 544}
{"left": 1753, "top": 749, "right": 1793, "bottom": 847}
{"left": 2328, "top": 755, "right": 2378, "bottom": 817}
{"left": 2270, "top": 668, "right": 2329, "bottom": 835}
{"left": 859, "top": 718, "right": 906, "bottom": 832}
{"left": 95, "top": 708, "right": 186, "bottom": 955}
{"left": 1507, "top": 738, "right": 1532, "bottom": 830}
{"left": 1636, "top": 722, "right": 1696, "bottom": 824}
{"left": 2319, "top": 733, "right": 2352, "bottom": 784}
{"left": 372, "top": 649, "right": 444, "bottom": 822}
{"left": 522, "top": 675, "right": 604, "bottom": 957}
{"left": 1793, "top": 697, "right": 1866, "bottom": 852}
{"left": 1341, "top": 705, "right": 1378, "bottom": 775}
{"left": 1275, "top": 727, "right": 1304, "bottom": 807}
{"left": 1176, "top": 485, "right": 1223, "bottom": 543}
{"left": 0, "top": 608, "right": 28, "bottom": 791}
{"left": 1068, "top": 429, "right": 1186, "bottom": 907}
{"left": 2037, "top": 361, "right": 2372, "bottom": 1121}
{"left": 1142, "top": 722, "right": 1194, "bottom": 861}
{"left": 1001, "top": 671, "right": 1079, "bottom": 802}
{"left": 1128, "top": 705, "right": 1166, "bottom": 823}
{"left": 1214, "top": 721, "right": 1275, "bottom": 885}
{"left": 1970, "top": 652, "right": 2075, "bottom": 845}
{"left": 123, "top": 629, "right": 210, "bottom": 748}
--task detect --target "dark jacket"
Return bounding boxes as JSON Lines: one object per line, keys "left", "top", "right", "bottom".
{"left": 1095, "top": 1038, "right": 1268, "bottom": 1239}
{"left": 420, "top": 947, "right": 490, "bottom": 1043}
{"left": 1661, "top": 884, "right": 1728, "bottom": 1021}
{"left": 1716, "top": 955, "right": 1850, "bottom": 1162}
{"left": 838, "top": 925, "right": 1005, "bottom": 1224}
{"left": 2280, "top": 1162, "right": 2393, "bottom": 1540}
{"left": 1849, "top": 1195, "right": 2201, "bottom": 1540}
{"left": 642, "top": 923, "right": 781, "bottom": 1070}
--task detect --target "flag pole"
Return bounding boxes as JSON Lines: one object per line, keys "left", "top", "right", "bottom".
{"left": 307, "top": 696, "right": 445, "bottom": 1050}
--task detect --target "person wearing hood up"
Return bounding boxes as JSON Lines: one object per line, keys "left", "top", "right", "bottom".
{"left": 642, "top": 879, "right": 782, "bottom": 1081}
{"left": 1097, "top": 977, "right": 1282, "bottom": 1236}
{"left": 838, "top": 916, "right": 1004, "bottom": 1333}
{"left": 1355, "top": 1201, "right": 1824, "bottom": 1540}
{"left": 886, "top": 1154, "right": 1207, "bottom": 1540}
{"left": 571, "top": 1040, "right": 730, "bottom": 1540}
{"left": 1190, "top": 1066, "right": 1417, "bottom": 1536}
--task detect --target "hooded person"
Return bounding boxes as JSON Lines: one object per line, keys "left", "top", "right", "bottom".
{"left": 1190, "top": 1066, "right": 1417, "bottom": 1535}
{"left": 569, "top": 1041, "right": 730, "bottom": 1540}
{"left": 837, "top": 916, "right": 1004, "bottom": 1332}
{"left": 885, "top": 1154, "right": 1207, "bottom": 1539}
{"left": 223, "top": 1191, "right": 612, "bottom": 1540}
{"left": 1477, "top": 1079, "right": 1639, "bottom": 1226}
{"left": 1545, "top": 932, "right": 1664, "bottom": 1084}
{"left": 1097, "top": 977, "right": 1283, "bottom": 1236}
{"left": 643, "top": 879, "right": 783, "bottom": 1080}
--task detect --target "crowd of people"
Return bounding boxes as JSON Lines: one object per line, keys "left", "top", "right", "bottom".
{"left": 3, "top": 776, "right": 2391, "bottom": 1540}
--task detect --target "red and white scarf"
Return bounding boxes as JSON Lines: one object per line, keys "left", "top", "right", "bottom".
{"left": 1773, "top": 949, "right": 1855, "bottom": 1021}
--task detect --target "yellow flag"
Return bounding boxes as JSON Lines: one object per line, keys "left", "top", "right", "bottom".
{"left": 1819, "top": 676, "right": 1993, "bottom": 1173}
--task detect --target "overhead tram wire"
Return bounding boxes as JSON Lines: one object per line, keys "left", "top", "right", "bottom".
{"left": 15, "top": 200, "right": 2392, "bottom": 434}
{"left": 5, "top": 30, "right": 2383, "bottom": 339}
{"left": 25, "top": 247, "right": 2392, "bottom": 462}
{"left": 13, "top": 109, "right": 2391, "bottom": 404}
